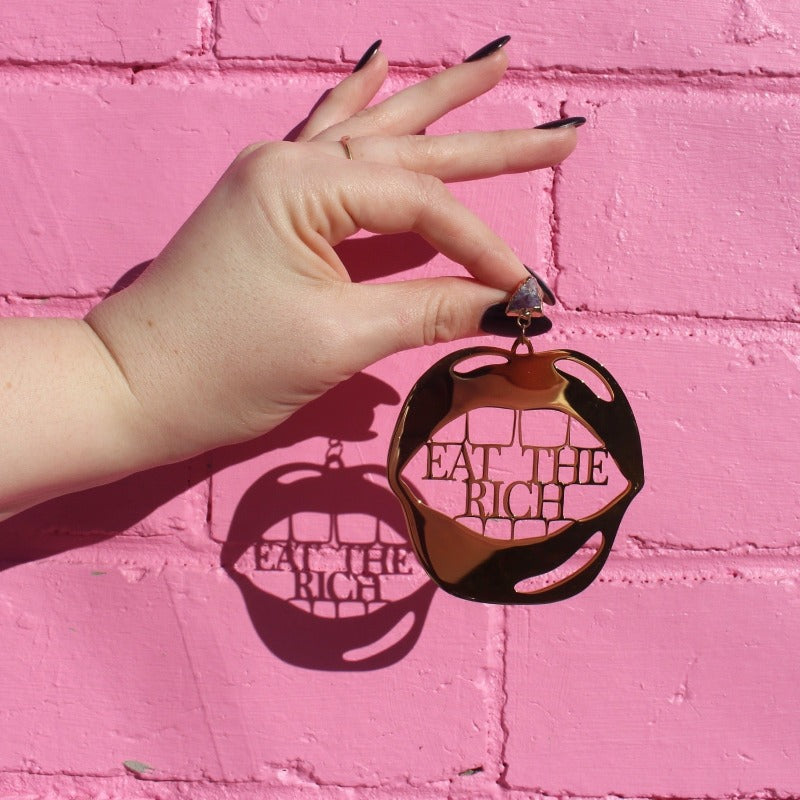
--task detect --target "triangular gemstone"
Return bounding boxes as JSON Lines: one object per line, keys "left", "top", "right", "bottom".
{"left": 505, "top": 276, "right": 544, "bottom": 317}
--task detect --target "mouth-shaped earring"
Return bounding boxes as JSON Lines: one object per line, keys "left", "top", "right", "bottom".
{"left": 388, "top": 273, "right": 644, "bottom": 604}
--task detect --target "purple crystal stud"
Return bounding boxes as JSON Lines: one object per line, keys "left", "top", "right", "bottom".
{"left": 525, "top": 268, "right": 556, "bottom": 306}
{"left": 505, "top": 276, "right": 545, "bottom": 318}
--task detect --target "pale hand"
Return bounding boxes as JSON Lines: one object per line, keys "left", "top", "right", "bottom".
{"left": 1, "top": 43, "right": 579, "bottom": 518}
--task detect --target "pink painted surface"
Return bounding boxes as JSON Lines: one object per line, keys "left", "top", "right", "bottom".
{"left": 216, "top": 0, "right": 800, "bottom": 73}
{"left": 0, "top": 80, "right": 551, "bottom": 296}
{"left": 0, "top": 0, "right": 203, "bottom": 63}
{"left": 557, "top": 90, "right": 800, "bottom": 320}
{"left": 1, "top": 2, "right": 799, "bottom": 798}
{"left": 504, "top": 581, "right": 800, "bottom": 796}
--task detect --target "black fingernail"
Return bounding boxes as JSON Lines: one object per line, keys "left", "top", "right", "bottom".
{"left": 353, "top": 39, "right": 382, "bottom": 72}
{"left": 480, "top": 304, "right": 553, "bottom": 338}
{"left": 524, "top": 266, "right": 557, "bottom": 305}
{"left": 463, "top": 35, "right": 511, "bottom": 63}
{"left": 534, "top": 116, "right": 586, "bottom": 130}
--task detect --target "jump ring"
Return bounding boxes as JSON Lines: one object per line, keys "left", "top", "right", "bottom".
{"left": 340, "top": 135, "right": 354, "bottom": 160}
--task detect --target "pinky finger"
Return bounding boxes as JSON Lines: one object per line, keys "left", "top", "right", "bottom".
{"left": 295, "top": 42, "right": 388, "bottom": 142}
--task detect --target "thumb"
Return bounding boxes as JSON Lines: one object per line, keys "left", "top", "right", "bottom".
{"left": 337, "top": 276, "right": 509, "bottom": 372}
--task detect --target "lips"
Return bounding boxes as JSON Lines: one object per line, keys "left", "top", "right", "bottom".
{"left": 221, "top": 462, "right": 436, "bottom": 671}
{"left": 388, "top": 346, "right": 645, "bottom": 604}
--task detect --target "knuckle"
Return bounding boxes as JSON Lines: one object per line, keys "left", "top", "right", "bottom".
{"left": 465, "top": 238, "right": 494, "bottom": 273}
{"left": 422, "top": 292, "right": 462, "bottom": 346}
{"left": 324, "top": 82, "right": 346, "bottom": 102}
{"left": 233, "top": 141, "right": 265, "bottom": 164}
{"left": 397, "top": 135, "right": 433, "bottom": 170}
{"left": 413, "top": 171, "right": 448, "bottom": 205}
{"left": 395, "top": 138, "right": 414, "bottom": 171}
{"left": 351, "top": 106, "right": 380, "bottom": 125}
{"left": 299, "top": 287, "right": 354, "bottom": 373}
{"left": 408, "top": 172, "right": 450, "bottom": 230}
{"left": 230, "top": 141, "right": 300, "bottom": 194}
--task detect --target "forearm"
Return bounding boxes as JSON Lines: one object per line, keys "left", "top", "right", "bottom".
{"left": 0, "top": 317, "right": 158, "bottom": 520}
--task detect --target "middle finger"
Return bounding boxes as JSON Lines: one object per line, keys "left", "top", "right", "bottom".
{"left": 312, "top": 41, "right": 510, "bottom": 142}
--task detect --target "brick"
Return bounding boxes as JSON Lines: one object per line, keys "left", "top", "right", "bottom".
{"left": 0, "top": 564, "right": 217, "bottom": 778}
{"left": 216, "top": 0, "right": 800, "bottom": 73}
{"left": 0, "top": 77, "right": 553, "bottom": 295}
{"left": 504, "top": 580, "right": 800, "bottom": 796}
{"left": 0, "top": 0, "right": 201, "bottom": 63}
{"left": 542, "top": 324, "right": 800, "bottom": 552}
{"left": 215, "top": 1, "right": 384, "bottom": 63}
{"left": 556, "top": 87, "right": 800, "bottom": 321}
{"left": 0, "top": 561, "right": 491, "bottom": 783}
{"left": 0, "top": 458, "right": 211, "bottom": 563}
{"left": 0, "top": 79, "right": 299, "bottom": 296}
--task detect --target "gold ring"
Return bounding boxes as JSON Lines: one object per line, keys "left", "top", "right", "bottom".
{"left": 340, "top": 135, "right": 353, "bottom": 160}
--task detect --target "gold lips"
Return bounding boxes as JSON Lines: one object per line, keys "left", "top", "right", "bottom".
{"left": 388, "top": 346, "right": 645, "bottom": 604}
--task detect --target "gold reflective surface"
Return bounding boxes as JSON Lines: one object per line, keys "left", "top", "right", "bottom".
{"left": 388, "top": 346, "right": 644, "bottom": 604}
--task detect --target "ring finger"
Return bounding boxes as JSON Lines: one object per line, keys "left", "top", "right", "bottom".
{"left": 319, "top": 126, "right": 581, "bottom": 182}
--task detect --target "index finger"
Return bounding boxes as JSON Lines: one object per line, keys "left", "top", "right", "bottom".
{"left": 319, "top": 160, "right": 528, "bottom": 291}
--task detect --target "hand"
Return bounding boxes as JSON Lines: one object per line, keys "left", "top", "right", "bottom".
{"left": 86, "top": 40, "right": 580, "bottom": 464}
{"left": 0, "top": 40, "right": 582, "bottom": 519}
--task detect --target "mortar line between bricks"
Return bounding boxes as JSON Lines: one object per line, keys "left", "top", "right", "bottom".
{"left": 497, "top": 604, "right": 512, "bottom": 790}
{"left": 14, "top": 551, "right": 798, "bottom": 593}
{"left": 6, "top": 57, "right": 800, "bottom": 81}
{"left": 1, "top": 762, "right": 609, "bottom": 794}
{"left": 206, "top": 0, "right": 220, "bottom": 59}
{"left": 479, "top": 604, "right": 510, "bottom": 788}
{"left": 0, "top": 767, "right": 333, "bottom": 787}
{"left": 205, "top": 469, "right": 214, "bottom": 536}
{"left": 25, "top": 545, "right": 800, "bottom": 565}
{"left": 547, "top": 101, "right": 566, "bottom": 295}
{"left": 503, "top": 63, "right": 800, "bottom": 91}
{"left": 6, "top": 292, "right": 797, "bottom": 331}
{"left": 622, "top": 541, "right": 800, "bottom": 556}
{"left": 40, "top": 563, "right": 800, "bottom": 588}
{"left": 4, "top": 61, "right": 800, "bottom": 94}
{"left": 0, "top": 768, "right": 119, "bottom": 779}
{"left": 1, "top": 292, "right": 106, "bottom": 302}
{"left": 0, "top": 767, "right": 560, "bottom": 797}
{"left": 557, "top": 308, "right": 800, "bottom": 328}
{"left": 0, "top": 774, "right": 789, "bottom": 800}
{"left": 501, "top": 785, "right": 798, "bottom": 800}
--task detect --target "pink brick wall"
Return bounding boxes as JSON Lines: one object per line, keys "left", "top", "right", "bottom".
{"left": 1, "top": 2, "right": 798, "bottom": 798}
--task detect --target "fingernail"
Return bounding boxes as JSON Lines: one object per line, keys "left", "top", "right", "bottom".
{"left": 524, "top": 266, "right": 557, "bottom": 306}
{"left": 463, "top": 35, "right": 511, "bottom": 63}
{"left": 534, "top": 116, "right": 586, "bottom": 130}
{"left": 353, "top": 39, "right": 382, "bottom": 72}
{"left": 480, "top": 304, "right": 553, "bottom": 338}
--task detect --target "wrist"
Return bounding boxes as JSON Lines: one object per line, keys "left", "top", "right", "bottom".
{"left": 0, "top": 317, "right": 165, "bottom": 518}
{"left": 84, "top": 279, "right": 244, "bottom": 466}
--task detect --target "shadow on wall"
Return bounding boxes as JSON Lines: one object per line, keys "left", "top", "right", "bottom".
{"left": 0, "top": 231, "right": 442, "bottom": 671}
{"left": 221, "top": 451, "right": 436, "bottom": 671}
